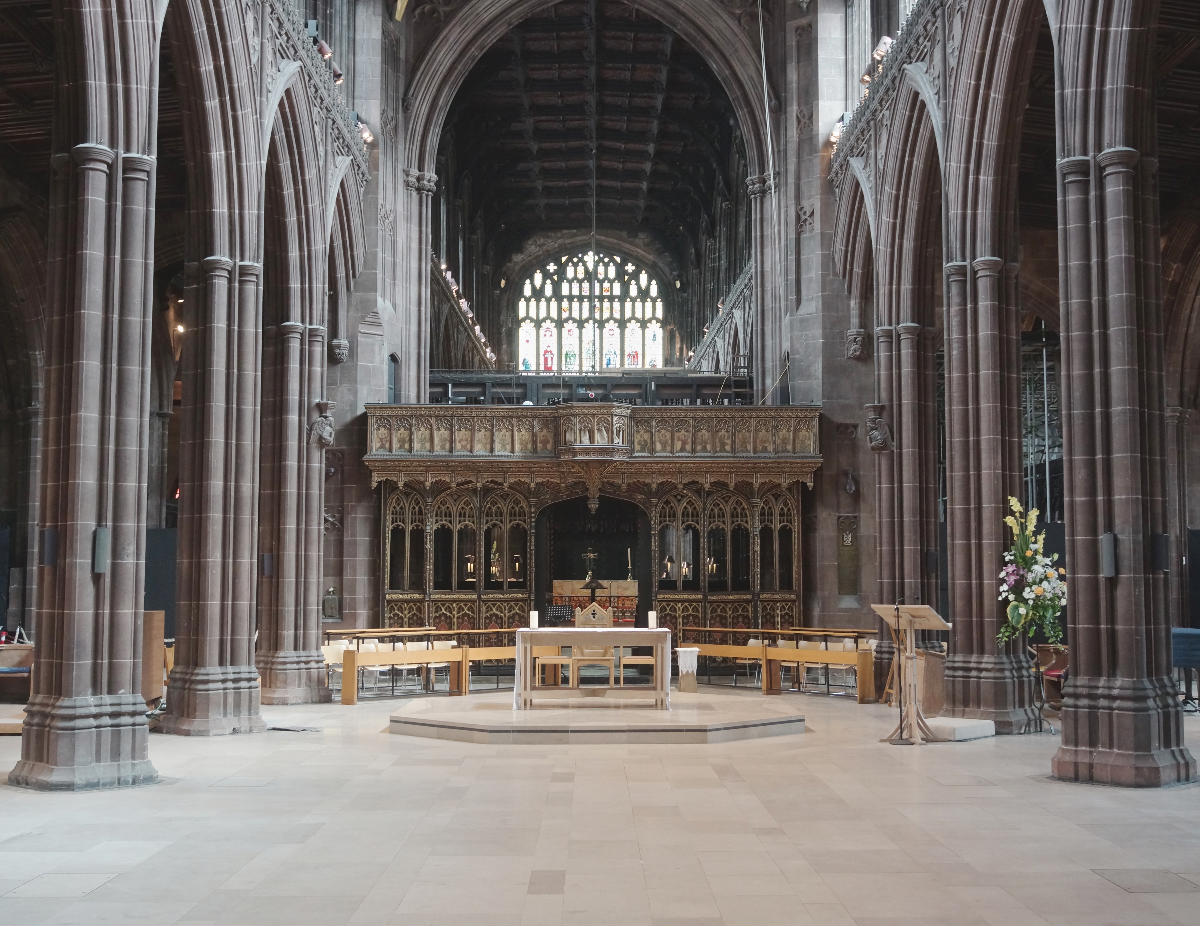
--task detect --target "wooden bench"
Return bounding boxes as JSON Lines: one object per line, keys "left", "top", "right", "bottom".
{"left": 680, "top": 640, "right": 876, "bottom": 703}
{"left": 340, "top": 644, "right": 519, "bottom": 704}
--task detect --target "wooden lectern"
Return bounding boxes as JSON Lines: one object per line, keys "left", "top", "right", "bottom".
{"left": 871, "top": 603, "right": 951, "bottom": 745}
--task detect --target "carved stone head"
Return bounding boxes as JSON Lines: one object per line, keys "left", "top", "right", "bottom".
{"left": 329, "top": 339, "right": 349, "bottom": 364}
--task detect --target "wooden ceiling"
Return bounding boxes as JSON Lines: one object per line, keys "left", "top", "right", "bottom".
{"left": 438, "top": 0, "right": 745, "bottom": 277}
{"left": 1156, "top": 0, "right": 1200, "bottom": 225}
{"left": 0, "top": 0, "right": 54, "bottom": 191}
{"left": 1019, "top": 0, "right": 1200, "bottom": 230}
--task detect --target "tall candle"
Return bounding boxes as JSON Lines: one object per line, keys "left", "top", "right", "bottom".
{"left": 627, "top": 547, "right": 632, "bottom": 568}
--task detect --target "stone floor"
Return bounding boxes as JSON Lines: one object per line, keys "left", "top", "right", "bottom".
{"left": 0, "top": 690, "right": 1196, "bottom": 926}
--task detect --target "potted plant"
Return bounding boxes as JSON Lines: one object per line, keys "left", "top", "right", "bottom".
{"left": 996, "top": 497, "right": 1067, "bottom": 645}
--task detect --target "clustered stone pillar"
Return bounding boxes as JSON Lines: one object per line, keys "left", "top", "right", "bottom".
{"left": 939, "top": 256, "right": 1035, "bottom": 733}
{"left": 746, "top": 174, "right": 781, "bottom": 402}
{"left": 159, "top": 259, "right": 266, "bottom": 735}
{"left": 401, "top": 169, "right": 436, "bottom": 403}
{"left": 256, "top": 319, "right": 331, "bottom": 704}
{"left": 12, "top": 143, "right": 159, "bottom": 789}
{"left": 1050, "top": 147, "right": 1194, "bottom": 785}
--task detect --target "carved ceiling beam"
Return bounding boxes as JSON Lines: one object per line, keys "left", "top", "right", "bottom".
{"left": 637, "top": 32, "right": 673, "bottom": 226}
{"left": 585, "top": 0, "right": 600, "bottom": 234}
{"left": 509, "top": 30, "right": 547, "bottom": 222}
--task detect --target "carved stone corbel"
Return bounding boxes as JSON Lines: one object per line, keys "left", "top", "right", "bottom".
{"left": 864, "top": 403, "right": 894, "bottom": 451}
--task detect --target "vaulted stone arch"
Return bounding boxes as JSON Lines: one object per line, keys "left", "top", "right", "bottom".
{"left": 392, "top": 0, "right": 785, "bottom": 403}
{"left": 158, "top": 0, "right": 269, "bottom": 738}
{"left": 256, "top": 80, "right": 340, "bottom": 705}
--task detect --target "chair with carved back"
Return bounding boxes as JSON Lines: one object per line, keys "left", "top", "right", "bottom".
{"left": 570, "top": 603, "right": 617, "bottom": 686}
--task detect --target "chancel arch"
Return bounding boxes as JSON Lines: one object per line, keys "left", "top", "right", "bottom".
{"left": 402, "top": 0, "right": 786, "bottom": 402}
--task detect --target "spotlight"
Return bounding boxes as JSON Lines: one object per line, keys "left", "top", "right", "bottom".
{"left": 332, "top": 64, "right": 344, "bottom": 85}
{"left": 175, "top": 324, "right": 186, "bottom": 334}
{"left": 872, "top": 36, "right": 894, "bottom": 61}
{"left": 316, "top": 39, "right": 333, "bottom": 60}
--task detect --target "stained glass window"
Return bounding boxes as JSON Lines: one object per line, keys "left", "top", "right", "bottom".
{"left": 625, "top": 321, "right": 642, "bottom": 368}
{"left": 519, "top": 321, "right": 536, "bottom": 371}
{"left": 514, "top": 251, "right": 667, "bottom": 372}
{"left": 646, "top": 321, "right": 663, "bottom": 368}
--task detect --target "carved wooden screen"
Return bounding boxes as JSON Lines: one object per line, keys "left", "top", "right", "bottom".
{"left": 481, "top": 490, "right": 529, "bottom": 592}
{"left": 657, "top": 493, "right": 701, "bottom": 592}
{"left": 386, "top": 490, "right": 426, "bottom": 592}
{"left": 758, "top": 491, "right": 796, "bottom": 592}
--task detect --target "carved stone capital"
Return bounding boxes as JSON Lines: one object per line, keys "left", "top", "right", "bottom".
{"left": 329, "top": 339, "right": 349, "bottom": 364}
{"left": 745, "top": 173, "right": 776, "bottom": 197}
{"left": 403, "top": 168, "right": 438, "bottom": 195}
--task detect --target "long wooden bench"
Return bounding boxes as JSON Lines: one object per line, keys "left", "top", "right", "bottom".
{"left": 340, "top": 644, "right": 519, "bottom": 704}
{"left": 680, "top": 640, "right": 876, "bottom": 703}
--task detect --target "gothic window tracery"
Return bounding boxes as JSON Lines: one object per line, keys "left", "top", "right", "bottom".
{"left": 386, "top": 492, "right": 426, "bottom": 592}
{"left": 758, "top": 491, "right": 796, "bottom": 592}
{"left": 516, "top": 251, "right": 666, "bottom": 372}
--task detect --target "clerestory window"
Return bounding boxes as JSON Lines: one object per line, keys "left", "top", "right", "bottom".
{"left": 516, "top": 250, "right": 665, "bottom": 372}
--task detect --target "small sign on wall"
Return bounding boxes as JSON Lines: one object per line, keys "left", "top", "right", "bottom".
{"left": 837, "top": 515, "right": 859, "bottom": 597}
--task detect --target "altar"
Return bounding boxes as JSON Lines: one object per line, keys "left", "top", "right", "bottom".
{"left": 515, "top": 627, "right": 672, "bottom": 709}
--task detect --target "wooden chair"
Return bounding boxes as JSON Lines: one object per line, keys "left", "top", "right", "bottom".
{"left": 533, "top": 646, "right": 573, "bottom": 687}
{"left": 618, "top": 646, "right": 656, "bottom": 686}
{"left": 1033, "top": 644, "right": 1068, "bottom": 710}
{"left": 570, "top": 645, "right": 616, "bottom": 687}
{"left": 574, "top": 602, "right": 614, "bottom": 627}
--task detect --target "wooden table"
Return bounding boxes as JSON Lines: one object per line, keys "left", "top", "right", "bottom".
{"left": 515, "top": 628, "right": 671, "bottom": 709}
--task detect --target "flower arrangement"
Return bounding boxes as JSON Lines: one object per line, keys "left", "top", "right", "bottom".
{"left": 996, "top": 497, "right": 1067, "bottom": 645}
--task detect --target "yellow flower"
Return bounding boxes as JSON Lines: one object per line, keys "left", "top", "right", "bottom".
{"left": 1058, "top": 567, "right": 1066, "bottom": 576}
{"left": 1034, "top": 586, "right": 1044, "bottom": 596}
{"left": 1026, "top": 549, "right": 1033, "bottom": 557}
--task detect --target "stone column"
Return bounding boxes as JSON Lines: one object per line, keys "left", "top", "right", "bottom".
{"left": 1164, "top": 406, "right": 1188, "bottom": 626}
{"left": 147, "top": 409, "right": 172, "bottom": 528}
{"left": 12, "top": 146, "right": 158, "bottom": 789}
{"left": 159, "top": 259, "right": 266, "bottom": 735}
{"left": 873, "top": 328, "right": 897, "bottom": 599}
{"left": 402, "top": 169, "right": 436, "bottom": 403}
{"left": 747, "top": 174, "right": 782, "bottom": 401}
{"left": 870, "top": 326, "right": 897, "bottom": 693}
{"left": 941, "top": 257, "right": 1035, "bottom": 733}
{"left": 1051, "top": 149, "right": 1194, "bottom": 785}
{"left": 14, "top": 394, "right": 42, "bottom": 635}
{"left": 256, "top": 323, "right": 329, "bottom": 704}
{"left": 896, "top": 322, "right": 923, "bottom": 604}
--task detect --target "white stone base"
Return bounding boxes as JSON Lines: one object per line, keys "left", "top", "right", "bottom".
{"left": 928, "top": 717, "right": 996, "bottom": 741}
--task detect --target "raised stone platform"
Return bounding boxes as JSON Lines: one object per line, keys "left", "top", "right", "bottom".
{"left": 388, "top": 689, "right": 805, "bottom": 744}
{"left": 928, "top": 716, "right": 996, "bottom": 741}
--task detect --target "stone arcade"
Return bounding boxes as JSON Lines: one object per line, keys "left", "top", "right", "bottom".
{"left": 0, "top": 0, "right": 1195, "bottom": 847}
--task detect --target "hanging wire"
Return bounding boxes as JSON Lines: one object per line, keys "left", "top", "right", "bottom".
{"left": 756, "top": 0, "right": 787, "bottom": 404}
